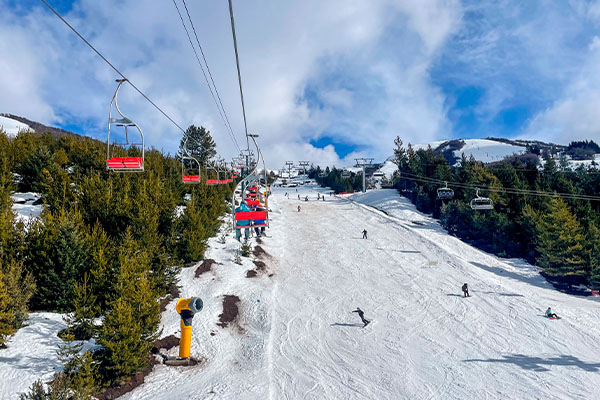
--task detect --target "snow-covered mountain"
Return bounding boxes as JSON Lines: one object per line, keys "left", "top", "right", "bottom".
{"left": 0, "top": 115, "right": 32, "bottom": 137}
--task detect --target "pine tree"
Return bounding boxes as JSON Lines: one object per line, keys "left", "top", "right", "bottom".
{"left": 178, "top": 125, "right": 216, "bottom": 165}
{"left": 64, "top": 273, "right": 97, "bottom": 340}
{"left": 535, "top": 199, "right": 587, "bottom": 279}
{"left": 586, "top": 222, "right": 600, "bottom": 289}
{"left": 0, "top": 269, "right": 15, "bottom": 347}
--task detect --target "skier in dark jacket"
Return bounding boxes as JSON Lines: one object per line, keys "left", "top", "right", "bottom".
{"left": 362, "top": 229, "right": 368, "bottom": 239}
{"left": 352, "top": 307, "right": 370, "bottom": 327}
{"left": 462, "top": 283, "right": 470, "bottom": 297}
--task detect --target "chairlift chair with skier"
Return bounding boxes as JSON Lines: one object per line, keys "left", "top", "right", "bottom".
{"left": 437, "top": 181, "right": 454, "bottom": 200}
{"left": 106, "top": 79, "right": 145, "bottom": 172}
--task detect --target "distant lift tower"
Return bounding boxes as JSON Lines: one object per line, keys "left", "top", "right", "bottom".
{"left": 299, "top": 161, "right": 309, "bottom": 176}
{"left": 355, "top": 158, "right": 374, "bottom": 193}
{"left": 285, "top": 161, "right": 294, "bottom": 178}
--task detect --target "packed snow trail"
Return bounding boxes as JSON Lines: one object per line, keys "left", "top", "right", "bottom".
{"left": 120, "top": 186, "right": 600, "bottom": 400}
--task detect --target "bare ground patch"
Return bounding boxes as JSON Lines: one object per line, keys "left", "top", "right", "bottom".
{"left": 252, "top": 245, "right": 270, "bottom": 259}
{"left": 195, "top": 259, "right": 221, "bottom": 277}
{"left": 97, "top": 355, "right": 159, "bottom": 400}
{"left": 217, "top": 295, "right": 240, "bottom": 328}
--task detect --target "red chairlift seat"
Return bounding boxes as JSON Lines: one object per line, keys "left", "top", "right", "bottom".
{"left": 245, "top": 199, "right": 261, "bottom": 207}
{"left": 106, "top": 156, "right": 143, "bottom": 171}
{"left": 206, "top": 179, "right": 219, "bottom": 185}
{"left": 235, "top": 210, "right": 267, "bottom": 227}
{"left": 183, "top": 175, "right": 200, "bottom": 183}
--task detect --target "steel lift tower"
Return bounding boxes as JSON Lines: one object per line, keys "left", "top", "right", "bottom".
{"left": 355, "top": 158, "right": 374, "bottom": 193}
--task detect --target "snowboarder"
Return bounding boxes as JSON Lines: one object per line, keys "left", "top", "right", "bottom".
{"left": 352, "top": 307, "right": 370, "bottom": 327}
{"left": 462, "top": 283, "right": 470, "bottom": 297}
{"left": 298, "top": 194, "right": 300, "bottom": 200}
{"left": 545, "top": 307, "right": 560, "bottom": 319}
{"left": 305, "top": 196, "right": 309, "bottom": 201}
{"left": 297, "top": 205, "right": 301, "bottom": 212}
{"left": 322, "top": 196, "right": 325, "bottom": 201}
{"left": 362, "top": 229, "right": 368, "bottom": 239}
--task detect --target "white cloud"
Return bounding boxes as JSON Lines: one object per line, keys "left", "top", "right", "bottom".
{"left": 0, "top": 0, "right": 462, "bottom": 168}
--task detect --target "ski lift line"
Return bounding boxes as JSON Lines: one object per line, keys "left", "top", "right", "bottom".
{"left": 400, "top": 172, "right": 600, "bottom": 201}
{"left": 39, "top": 0, "right": 186, "bottom": 134}
{"left": 398, "top": 172, "right": 600, "bottom": 202}
{"left": 181, "top": 0, "right": 240, "bottom": 152}
{"left": 171, "top": 0, "right": 241, "bottom": 153}
{"left": 227, "top": 0, "right": 250, "bottom": 150}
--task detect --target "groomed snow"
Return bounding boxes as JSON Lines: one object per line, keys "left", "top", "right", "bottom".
{"left": 376, "top": 160, "right": 397, "bottom": 179}
{"left": 119, "top": 186, "right": 600, "bottom": 400}
{"left": 0, "top": 313, "right": 68, "bottom": 399}
{"left": 0, "top": 116, "right": 32, "bottom": 138}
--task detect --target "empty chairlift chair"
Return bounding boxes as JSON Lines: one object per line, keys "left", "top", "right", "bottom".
{"left": 470, "top": 188, "right": 494, "bottom": 210}
{"left": 205, "top": 164, "right": 219, "bottom": 185}
{"left": 437, "top": 182, "right": 454, "bottom": 200}
{"left": 181, "top": 138, "right": 201, "bottom": 184}
{"left": 106, "top": 79, "right": 144, "bottom": 171}
{"left": 342, "top": 170, "right": 351, "bottom": 179}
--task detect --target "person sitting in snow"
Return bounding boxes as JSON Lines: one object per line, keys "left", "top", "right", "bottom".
{"left": 352, "top": 307, "right": 370, "bottom": 327}
{"left": 462, "top": 283, "right": 470, "bottom": 297}
{"left": 545, "top": 307, "right": 559, "bottom": 319}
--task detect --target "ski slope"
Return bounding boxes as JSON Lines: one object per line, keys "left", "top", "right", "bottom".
{"left": 118, "top": 185, "right": 600, "bottom": 400}
{"left": 0, "top": 116, "right": 32, "bottom": 137}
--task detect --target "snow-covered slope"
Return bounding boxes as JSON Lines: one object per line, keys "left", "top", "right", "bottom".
{"left": 1, "top": 313, "right": 69, "bottom": 398}
{"left": 118, "top": 186, "right": 600, "bottom": 400}
{"left": 376, "top": 160, "right": 397, "bottom": 179}
{"left": 413, "top": 139, "right": 527, "bottom": 165}
{"left": 0, "top": 116, "right": 32, "bottom": 137}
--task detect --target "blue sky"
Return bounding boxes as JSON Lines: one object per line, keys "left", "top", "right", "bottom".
{"left": 1, "top": 0, "right": 600, "bottom": 167}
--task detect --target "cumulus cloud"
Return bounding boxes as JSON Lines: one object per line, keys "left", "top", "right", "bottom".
{"left": 0, "top": 0, "right": 464, "bottom": 168}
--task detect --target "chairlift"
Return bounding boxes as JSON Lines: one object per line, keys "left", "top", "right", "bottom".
{"left": 437, "top": 182, "right": 454, "bottom": 200}
{"left": 181, "top": 138, "right": 201, "bottom": 184}
{"left": 106, "top": 79, "right": 144, "bottom": 171}
{"left": 341, "top": 170, "right": 351, "bottom": 179}
{"left": 205, "top": 163, "right": 219, "bottom": 185}
{"left": 470, "top": 188, "right": 494, "bottom": 210}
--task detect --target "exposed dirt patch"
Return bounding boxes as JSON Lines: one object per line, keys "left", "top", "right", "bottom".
{"left": 246, "top": 270, "right": 258, "bottom": 278}
{"left": 97, "top": 355, "right": 158, "bottom": 400}
{"left": 253, "top": 260, "right": 267, "bottom": 271}
{"left": 151, "top": 335, "right": 180, "bottom": 353}
{"left": 255, "top": 237, "right": 263, "bottom": 244}
{"left": 195, "top": 259, "right": 221, "bottom": 277}
{"left": 217, "top": 295, "right": 240, "bottom": 328}
{"left": 252, "top": 245, "right": 269, "bottom": 258}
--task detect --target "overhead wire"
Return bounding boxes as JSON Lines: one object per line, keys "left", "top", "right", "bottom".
{"left": 181, "top": 0, "right": 240, "bottom": 151}
{"left": 227, "top": 0, "right": 250, "bottom": 150}
{"left": 397, "top": 171, "right": 600, "bottom": 202}
{"left": 171, "top": 0, "right": 241, "bottom": 153}
{"left": 39, "top": 0, "right": 186, "bottom": 134}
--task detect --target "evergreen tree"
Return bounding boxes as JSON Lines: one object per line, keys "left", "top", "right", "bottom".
{"left": 535, "top": 199, "right": 587, "bottom": 280}
{"left": 178, "top": 125, "right": 216, "bottom": 165}
{"left": 0, "top": 269, "right": 15, "bottom": 347}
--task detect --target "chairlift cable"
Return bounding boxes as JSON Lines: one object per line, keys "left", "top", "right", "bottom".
{"left": 227, "top": 0, "right": 250, "bottom": 150}
{"left": 171, "top": 0, "right": 241, "bottom": 153}
{"left": 181, "top": 0, "right": 240, "bottom": 152}
{"left": 39, "top": 0, "right": 186, "bottom": 134}
{"left": 398, "top": 172, "right": 600, "bottom": 202}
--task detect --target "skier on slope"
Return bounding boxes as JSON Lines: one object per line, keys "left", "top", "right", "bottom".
{"left": 362, "top": 229, "right": 368, "bottom": 239}
{"left": 297, "top": 205, "right": 301, "bottom": 212}
{"left": 462, "top": 283, "right": 470, "bottom": 297}
{"left": 352, "top": 307, "right": 370, "bottom": 327}
{"left": 545, "top": 307, "right": 560, "bottom": 319}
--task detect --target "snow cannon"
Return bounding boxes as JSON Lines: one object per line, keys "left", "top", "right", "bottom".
{"left": 176, "top": 297, "right": 203, "bottom": 359}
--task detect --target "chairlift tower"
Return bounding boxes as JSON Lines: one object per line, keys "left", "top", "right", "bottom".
{"left": 285, "top": 161, "right": 294, "bottom": 179}
{"left": 299, "top": 161, "right": 309, "bottom": 176}
{"left": 355, "top": 158, "right": 374, "bottom": 193}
